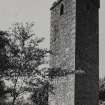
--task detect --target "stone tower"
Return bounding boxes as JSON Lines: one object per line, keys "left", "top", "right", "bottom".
{"left": 49, "top": 0, "right": 100, "bottom": 105}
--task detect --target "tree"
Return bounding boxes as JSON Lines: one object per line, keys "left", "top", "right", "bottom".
{"left": 0, "top": 31, "right": 10, "bottom": 105}
{"left": 0, "top": 80, "right": 7, "bottom": 105}
{"left": 31, "top": 82, "right": 49, "bottom": 105}
{"left": 0, "top": 31, "right": 9, "bottom": 77}
{"left": 99, "top": 78, "right": 105, "bottom": 103}
{"left": 1, "top": 22, "right": 49, "bottom": 105}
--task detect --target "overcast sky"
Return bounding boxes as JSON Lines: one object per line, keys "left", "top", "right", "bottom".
{"left": 0, "top": 0, "right": 104, "bottom": 78}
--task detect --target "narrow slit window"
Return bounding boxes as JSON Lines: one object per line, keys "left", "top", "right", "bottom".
{"left": 60, "top": 4, "right": 64, "bottom": 16}
{"left": 86, "top": 4, "right": 90, "bottom": 10}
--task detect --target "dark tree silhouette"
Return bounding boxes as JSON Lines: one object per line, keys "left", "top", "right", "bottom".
{"left": 99, "top": 78, "right": 105, "bottom": 102}
{"left": 0, "top": 31, "right": 9, "bottom": 77}
{"left": 31, "top": 82, "right": 49, "bottom": 105}
{"left": 0, "top": 31, "right": 10, "bottom": 105}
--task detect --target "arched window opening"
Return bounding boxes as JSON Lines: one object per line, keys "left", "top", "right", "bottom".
{"left": 60, "top": 4, "right": 64, "bottom": 16}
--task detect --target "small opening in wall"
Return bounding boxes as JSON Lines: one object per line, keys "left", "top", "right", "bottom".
{"left": 86, "top": 4, "right": 90, "bottom": 11}
{"left": 60, "top": 4, "right": 64, "bottom": 16}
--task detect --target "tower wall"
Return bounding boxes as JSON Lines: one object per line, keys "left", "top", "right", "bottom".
{"left": 50, "top": 0, "right": 76, "bottom": 105}
{"left": 49, "top": 0, "right": 99, "bottom": 105}
{"left": 75, "top": 0, "right": 99, "bottom": 105}
{"left": 50, "top": 0, "right": 76, "bottom": 70}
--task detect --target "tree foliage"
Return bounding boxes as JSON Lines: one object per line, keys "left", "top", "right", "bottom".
{"left": 31, "top": 83, "right": 49, "bottom": 105}
{"left": 0, "top": 31, "right": 9, "bottom": 77}
{"left": 0, "top": 22, "right": 49, "bottom": 105}
{"left": 99, "top": 78, "right": 105, "bottom": 102}
{"left": 0, "top": 31, "right": 10, "bottom": 105}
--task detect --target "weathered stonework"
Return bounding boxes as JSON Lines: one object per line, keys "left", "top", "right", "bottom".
{"left": 50, "top": 0, "right": 100, "bottom": 105}
{"left": 49, "top": 75, "right": 75, "bottom": 105}
{"left": 50, "top": 0, "right": 76, "bottom": 105}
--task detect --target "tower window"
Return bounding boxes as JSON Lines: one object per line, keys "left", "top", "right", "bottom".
{"left": 86, "top": 3, "right": 91, "bottom": 13}
{"left": 60, "top": 4, "right": 64, "bottom": 16}
{"left": 86, "top": 4, "right": 90, "bottom": 10}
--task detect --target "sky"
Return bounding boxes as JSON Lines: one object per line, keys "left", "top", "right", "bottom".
{"left": 0, "top": 0, "right": 104, "bottom": 78}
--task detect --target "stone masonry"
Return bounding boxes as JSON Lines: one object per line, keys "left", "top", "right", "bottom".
{"left": 49, "top": 0, "right": 100, "bottom": 105}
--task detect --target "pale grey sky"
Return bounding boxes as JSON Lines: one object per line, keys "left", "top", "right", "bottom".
{"left": 0, "top": 0, "right": 104, "bottom": 78}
